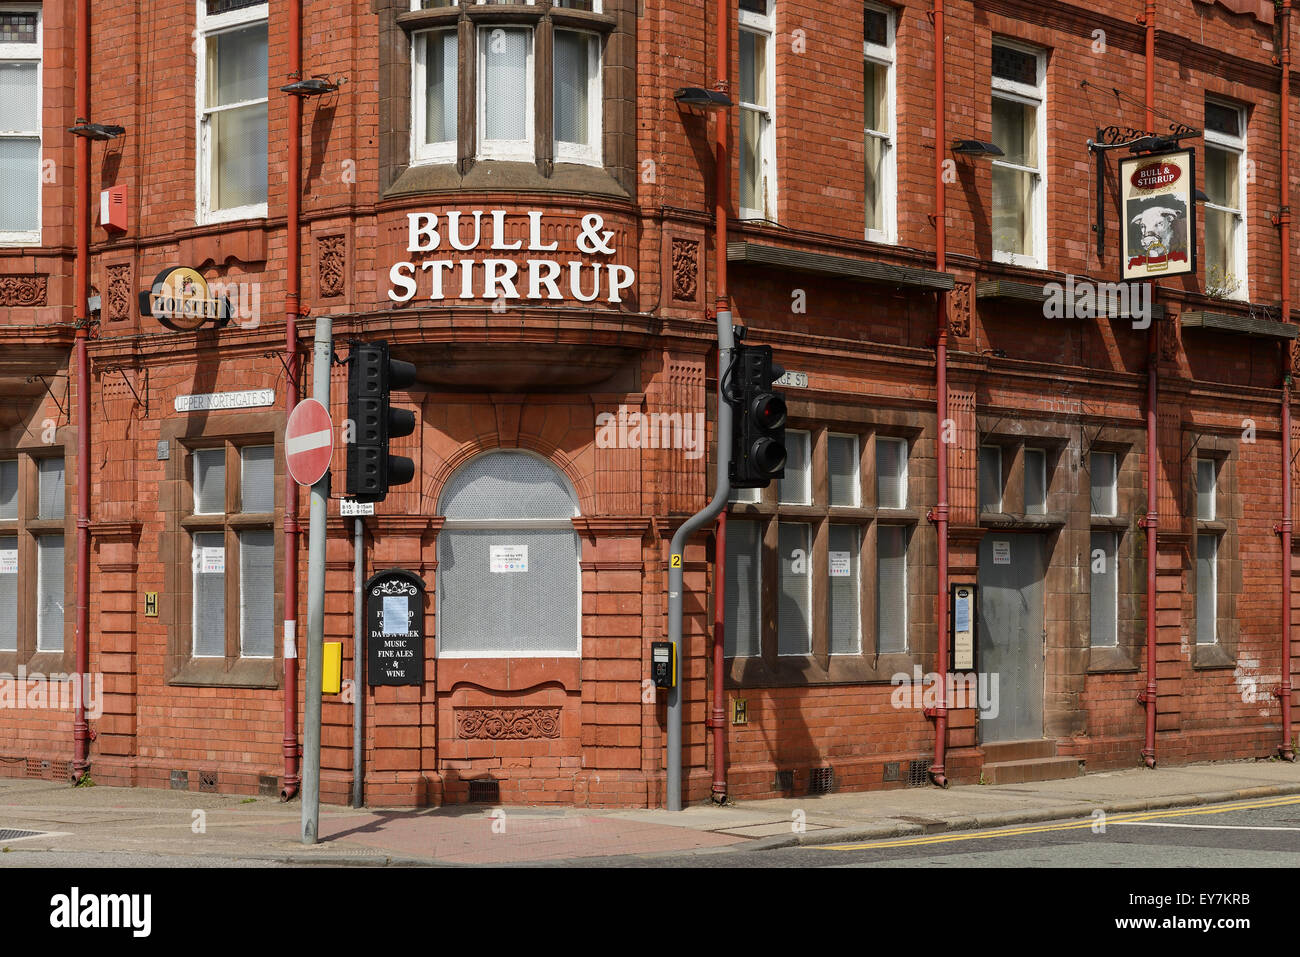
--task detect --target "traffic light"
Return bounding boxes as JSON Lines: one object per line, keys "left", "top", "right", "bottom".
{"left": 728, "top": 343, "right": 787, "bottom": 488}
{"left": 346, "top": 340, "right": 417, "bottom": 502}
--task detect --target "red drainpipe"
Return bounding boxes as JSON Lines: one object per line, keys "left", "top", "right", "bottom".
{"left": 928, "top": 0, "right": 950, "bottom": 788}
{"left": 708, "top": 0, "right": 732, "bottom": 804}
{"left": 280, "top": 0, "right": 304, "bottom": 801}
{"left": 1278, "top": 0, "right": 1296, "bottom": 762}
{"left": 1140, "top": 0, "right": 1159, "bottom": 769}
{"left": 72, "top": 0, "right": 92, "bottom": 781}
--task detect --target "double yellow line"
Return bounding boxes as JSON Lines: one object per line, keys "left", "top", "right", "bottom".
{"left": 815, "top": 794, "right": 1300, "bottom": 851}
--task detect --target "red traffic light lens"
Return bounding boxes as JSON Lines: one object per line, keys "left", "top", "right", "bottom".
{"left": 751, "top": 392, "right": 787, "bottom": 430}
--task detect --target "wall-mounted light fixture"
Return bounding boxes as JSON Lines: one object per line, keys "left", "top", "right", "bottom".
{"left": 674, "top": 87, "right": 734, "bottom": 111}
{"left": 281, "top": 76, "right": 341, "bottom": 97}
{"left": 68, "top": 121, "right": 125, "bottom": 140}
{"left": 951, "top": 139, "right": 1004, "bottom": 158}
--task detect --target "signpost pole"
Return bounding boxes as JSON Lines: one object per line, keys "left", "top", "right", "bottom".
{"left": 352, "top": 516, "right": 364, "bottom": 809}
{"left": 301, "top": 315, "right": 333, "bottom": 845}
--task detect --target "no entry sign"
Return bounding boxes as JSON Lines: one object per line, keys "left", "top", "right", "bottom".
{"left": 286, "top": 398, "right": 334, "bottom": 487}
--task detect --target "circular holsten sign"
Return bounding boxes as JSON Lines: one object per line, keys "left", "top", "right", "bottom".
{"left": 285, "top": 398, "right": 334, "bottom": 487}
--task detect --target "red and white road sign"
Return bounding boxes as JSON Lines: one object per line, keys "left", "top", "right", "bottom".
{"left": 286, "top": 398, "right": 334, "bottom": 487}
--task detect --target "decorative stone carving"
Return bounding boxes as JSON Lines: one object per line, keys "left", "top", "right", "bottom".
{"left": 456, "top": 707, "right": 561, "bottom": 740}
{"left": 0, "top": 274, "right": 48, "bottom": 306}
{"left": 948, "top": 281, "right": 972, "bottom": 338}
{"left": 106, "top": 264, "right": 132, "bottom": 322}
{"left": 1291, "top": 341, "right": 1300, "bottom": 380}
{"left": 1159, "top": 314, "right": 1180, "bottom": 361}
{"left": 670, "top": 238, "right": 698, "bottom": 302}
{"left": 318, "top": 235, "right": 346, "bottom": 298}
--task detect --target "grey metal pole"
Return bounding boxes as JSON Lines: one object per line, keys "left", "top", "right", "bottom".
{"left": 666, "top": 309, "right": 734, "bottom": 811}
{"left": 352, "top": 516, "right": 364, "bottom": 809}
{"left": 301, "top": 315, "right": 333, "bottom": 844}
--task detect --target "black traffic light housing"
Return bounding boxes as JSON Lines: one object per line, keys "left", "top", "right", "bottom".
{"left": 346, "top": 340, "right": 417, "bottom": 502}
{"left": 727, "top": 341, "right": 787, "bottom": 488}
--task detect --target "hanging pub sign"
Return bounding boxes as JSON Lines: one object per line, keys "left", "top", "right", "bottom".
{"left": 365, "top": 569, "right": 427, "bottom": 686}
{"left": 1119, "top": 149, "right": 1196, "bottom": 281}
{"left": 139, "top": 266, "right": 232, "bottom": 331}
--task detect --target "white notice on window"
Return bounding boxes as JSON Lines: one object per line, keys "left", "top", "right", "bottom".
{"left": 490, "top": 545, "right": 528, "bottom": 573}
{"left": 0, "top": 547, "right": 15, "bottom": 574}
{"left": 828, "top": 551, "right": 851, "bottom": 578}
{"left": 201, "top": 546, "right": 225, "bottom": 574}
{"left": 992, "top": 540, "right": 1011, "bottom": 565}
{"left": 382, "top": 595, "right": 408, "bottom": 636}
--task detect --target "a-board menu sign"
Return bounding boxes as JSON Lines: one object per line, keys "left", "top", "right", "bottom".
{"left": 365, "top": 569, "right": 427, "bottom": 686}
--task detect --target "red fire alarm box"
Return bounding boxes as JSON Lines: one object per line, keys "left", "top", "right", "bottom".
{"left": 100, "top": 185, "right": 128, "bottom": 232}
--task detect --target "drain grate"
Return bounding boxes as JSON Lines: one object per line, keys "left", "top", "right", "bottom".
{"left": 773, "top": 770, "right": 795, "bottom": 793}
{"left": 198, "top": 770, "right": 217, "bottom": 793}
{"left": 0, "top": 828, "right": 44, "bottom": 842}
{"left": 170, "top": 770, "right": 189, "bottom": 790}
{"left": 51, "top": 761, "right": 71, "bottom": 782}
{"left": 467, "top": 779, "right": 500, "bottom": 803}
{"left": 808, "top": 767, "right": 834, "bottom": 795}
{"left": 882, "top": 761, "right": 901, "bottom": 782}
{"left": 25, "top": 758, "right": 42, "bottom": 779}
{"left": 907, "top": 760, "right": 930, "bottom": 787}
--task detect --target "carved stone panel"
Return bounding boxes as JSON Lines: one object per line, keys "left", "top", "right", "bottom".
{"left": 671, "top": 238, "right": 698, "bottom": 303}
{"left": 0, "top": 275, "right": 48, "bottom": 306}
{"left": 456, "top": 707, "right": 561, "bottom": 740}
{"left": 106, "top": 263, "right": 132, "bottom": 322}
{"left": 318, "top": 235, "right": 346, "bottom": 299}
{"left": 948, "top": 281, "right": 972, "bottom": 338}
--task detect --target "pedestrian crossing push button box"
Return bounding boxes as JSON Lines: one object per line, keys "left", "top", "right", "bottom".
{"left": 651, "top": 641, "right": 676, "bottom": 689}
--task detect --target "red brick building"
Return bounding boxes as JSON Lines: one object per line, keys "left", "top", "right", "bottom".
{"left": 0, "top": 0, "right": 1296, "bottom": 807}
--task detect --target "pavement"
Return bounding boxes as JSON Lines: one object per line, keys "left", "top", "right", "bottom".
{"left": 1, "top": 757, "right": 1299, "bottom": 866}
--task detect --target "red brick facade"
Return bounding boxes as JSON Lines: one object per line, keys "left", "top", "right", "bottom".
{"left": 0, "top": 0, "right": 1296, "bottom": 806}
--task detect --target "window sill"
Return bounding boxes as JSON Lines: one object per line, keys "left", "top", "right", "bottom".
{"left": 1192, "top": 642, "right": 1236, "bottom": 670}
{"left": 725, "top": 651, "right": 925, "bottom": 688}
{"left": 1087, "top": 644, "right": 1139, "bottom": 672}
{"left": 384, "top": 160, "right": 629, "bottom": 202}
{"left": 980, "top": 510, "right": 1067, "bottom": 529}
{"left": 0, "top": 232, "right": 41, "bottom": 247}
{"left": 1090, "top": 515, "right": 1129, "bottom": 530}
{"left": 197, "top": 205, "right": 269, "bottom": 228}
{"left": 169, "top": 656, "right": 280, "bottom": 689}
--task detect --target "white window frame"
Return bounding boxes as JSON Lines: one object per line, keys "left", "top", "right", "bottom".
{"left": 1197, "top": 533, "right": 1218, "bottom": 646}
{"left": 191, "top": 530, "right": 225, "bottom": 659}
{"left": 876, "top": 436, "right": 908, "bottom": 509}
{"left": 477, "top": 25, "right": 536, "bottom": 163}
{"left": 1197, "top": 458, "right": 1216, "bottom": 521}
{"left": 776, "top": 520, "right": 812, "bottom": 657}
{"left": 411, "top": 27, "right": 459, "bottom": 166}
{"left": 195, "top": 0, "right": 269, "bottom": 226}
{"left": 553, "top": 28, "right": 602, "bottom": 166}
{"left": 1203, "top": 98, "right": 1248, "bottom": 301}
{"left": 1090, "top": 450, "right": 1117, "bottom": 518}
{"left": 991, "top": 39, "right": 1047, "bottom": 269}
{"left": 0, "top": 3, "right": 42, "bottom": 245}
{"left": 738, "top": 0, "right": 776, "bottom": 220}
{"left": 1089, "top": 529, "right": 1118, "bottom": 648}
{"left": 828, "top": 432, "right": 861, "bottom": 508}
{"left": 827, "top": 523, "right": 861, "bottom": 655}
{"left": 876, "top": 523, "right": 908, "bottom": 654}
{"left": 863, "top": 2, "right": 895, "bottom": 244}
{"left": 35, "top": 534, "right": 62, "bottom": 652}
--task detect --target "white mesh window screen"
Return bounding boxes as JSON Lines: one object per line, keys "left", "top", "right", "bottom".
{"left": 193, "top": 531, "right": 226, "bottom": 657}
{"left": 0, "top": 535, "right": 15, "bottom": 651}
{"left": 828, "top": 524, "right": 860, "bottom": 654}
{"left": 1090, "top": 451, "right": 1116, "bottom": 517}
{"left": 876, "top": 524, "right": 907, "bottom": 653}
{"left": 1196, "top": 534, "right": 1217, "bottom": 645}
{"left": 1197, "top": 459, "right": 1216, "bottom": 521}
{"left": 37, "top": 457, "right": 64, "bottom": 520}
{"left": 438, "top": 528, "right": 578, "bottom": 654}
{"left": 194, "top": 449, "right": 226, "bottom": 515}
{"left": 828, "top": 434, "right": 859, "bottom": 507}
{"left": 423, "top": 29, "right": 458, "bottom": 146}
{"left": 724, "top": 519, "right": 762, "bottom": 657}
{"left": 554, "top": 30, "right": 593, "bottom": 148}
{"left": 240, "top": 445, "right": 274, "bottom": 513}
{"left": 778, "top": 430, "right": 811, "bottom": 504}
{"left": 438, "top": 452, "right": 580, "bottom": 656}
{"left": 877, "top": 437, "right": 907, "bottom": 508}
{"left": 1024, "top": 448, "right": 1047, "bottom": 514}
{"left": 36, "top": 534, "right": 63, "bottom": 652}
{"left": 239, "top": 529, "right": 275, "bottom": 657}
{"left": 205, "top": 23, "right": 269, "bottom": 210}
{"left": 481, "top": 27, "right": 530, "bottom": 143}
{"left": 1090, "top": 530, "right": 1117, "bottom": 648}
{"left": 777, "top": 522, "right": 811, "bottom": 656}
{"left": 0, "top": 54, "right": 39, "bottom": 235}
{"left": 439, "top": 451, "right": 577, "bottom": 520}
{"left": 978, "top": 446, "right": 1001, "bottom": 513}
{"left": 0, "top": 459, "right": 16, "bottom": 520}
